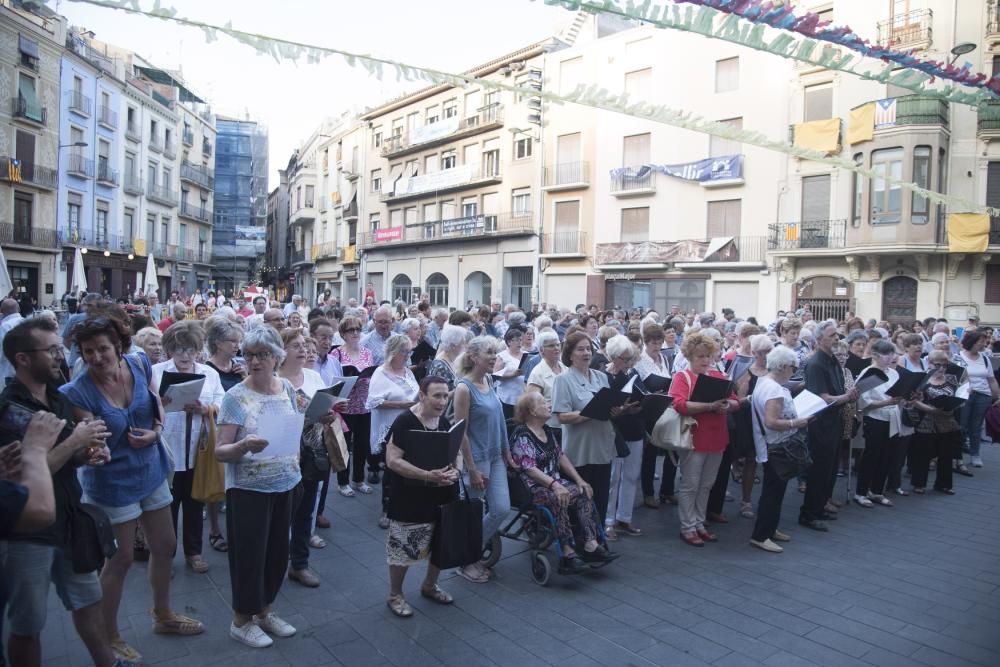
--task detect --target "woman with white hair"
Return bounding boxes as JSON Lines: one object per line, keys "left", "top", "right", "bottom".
{"left": 426, "top": 324, "right": 467, "bottom": 390}
{"left": 749, "top": 346, "right": 808, "bottom": 553}
{"left": 854, "top": 339, "right": 903, "bottom": 507}
{"left": 603, "top": 334, "right": 644, "bottom": 540}
{"left": 494, "top": 327, "right": 529, "bottom": 419}
{"left": 526, "top": 330, "right": 566, "bottom": 437}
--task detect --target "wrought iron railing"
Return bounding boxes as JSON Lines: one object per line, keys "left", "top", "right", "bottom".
{"left": 768, "top": 220, "right": 848, "bottom": 250}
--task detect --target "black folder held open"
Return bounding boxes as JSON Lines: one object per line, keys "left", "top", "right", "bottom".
{"left": 401, "top": 419, "right": 466, "bottom": 484}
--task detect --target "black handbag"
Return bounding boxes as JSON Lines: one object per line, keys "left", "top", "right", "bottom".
{"left": 68, "top": 503, "right": 118, "bottom": 574}
{"left": 753, "top": 400, "right": 813, "bottom": 481}
{"left": 430, "top": 477, "right": 483, "bottom": 570}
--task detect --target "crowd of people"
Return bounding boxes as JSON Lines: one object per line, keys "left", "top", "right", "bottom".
{"left": 0, "top": 288, "right": 995, "bottom": 663}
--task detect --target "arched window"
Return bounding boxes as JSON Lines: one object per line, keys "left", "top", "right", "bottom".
{"left": 391, "top": 273, "right": 412, "bottom": 304}
{"left": 426, "top": 273, "right": 449, "bottom": 307}
{"left": 464, "top": 271, "right": 491, "bottom": 307}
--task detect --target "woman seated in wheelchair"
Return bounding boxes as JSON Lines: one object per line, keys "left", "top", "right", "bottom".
{"left": 509, "top": 392, "right": 619, "bottom": 573}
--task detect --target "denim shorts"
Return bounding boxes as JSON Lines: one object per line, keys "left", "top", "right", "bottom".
{"left": 89, "top": 478, "right": 173, "bottom": 525}
{"left": 0, "top": 541, "right": 103, "bottom": 635}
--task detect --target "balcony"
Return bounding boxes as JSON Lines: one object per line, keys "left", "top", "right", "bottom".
{"left": 596, "top": 236, "right": 766, "bottom": 267}
{"left": 989, "top": 9, "right": 1000, "bottom": 45}
{"left": 380, "top": 165, "right": 502, "bottom": 203}
{"left": 541, "top": 231, "right": 588, "bottom": 257}
{"left": 12, "top": 96, "right": 46, "bottom": 126}
{"left": 96, "top": 163, "right": 119, "bottom": 187}
{"left": 146, "top": 183, "right": 178, "bottom": 207}
{"left": 877, "top": 9, "right": 932, "bottom": 51}
{"left": 543, "top": 162, "right": 590, "bottom": 191}
{"left": 978, "top": 100, "right": 1000, "bottom": 140}
{"left": 290, "top": 201, "right": 317, "bottom": 227}
{"left": 343, "top": 244, "right": 358, "bottom": 264}
{"left": 935, "top": 217, "right": 1000, "bottom": 246}
{"left": 358, "top": 211, "right": 533, "bottom": 249}
{"left": 891, "top": 95, "right": 948, "bottom": 128}
{"left": 180, "top": 162, "right": 215, "bottom": 189}
{"left": 68, "top": 90, "right": 92, "bottom": 117}
{"left": 66, "top": 153, "right": 94, "bottom": 179}
{"left": 164, "top": 138, "right": 176, "bottom": 159}
{"left": 98, "top": 105, "right": 117, "bottom": 129}
{"left": 0, "top": 222, "right": 57, "bottom": 249}
{"left": 60, "top": 231, "right": 132, "bottom": 253}
{"left": 149, "top": 136, "right": 163, "bottom": 153}
{"left": 179, "top": 201, "right": 211, "bottom": 222}
{"left": 151, "top": 89, "right": 173, "bottom": 110}
{"left": 768, "top": 220, "right": 848, "bottom": 252}
{"left": 342, "top": 160, "right": 359, "bottom": 181}
{"left": 0, "top": 158, "right": 57, "bottom": 190}
{"left": 125, "top": 120, "right": 140, "bottom": 142}
{"left": 202, "top": 139, "right": 213, "bottom": 157}
{"left": 610, "top": 169, "right": 655, "bottom": 197}
{"left": 123, "top": 172, "right": 143, "bottom": 196}
{"left": 313, "top": 241, "right": 339, "bottom": 260}
{"left": 291, "top": 248, "right": 314, "bottom": 267}
{"left": 182, "top": 128, "right": 194, "bottom": 146}
{"left": 380, "top": 105, "right": 504, "bottom": 159}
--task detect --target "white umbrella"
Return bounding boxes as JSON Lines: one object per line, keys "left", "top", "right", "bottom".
{"left": 0, "top": 245, "right": 13, "bottom": 297}
{"left": 71, "top": 247, "right": 88, "bottom": 295}
{"left": 144, "top": 253, "right": 159, "bottom": 297}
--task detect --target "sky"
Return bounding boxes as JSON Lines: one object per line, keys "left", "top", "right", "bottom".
{"left": 53, "top": 0, "right": 571, "bottom": 186}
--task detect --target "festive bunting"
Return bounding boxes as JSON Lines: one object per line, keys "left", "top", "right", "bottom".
{"left": 792, "top": 119, "right": 841, "bottom": 155}
{"left": 611, "top": 155, "right": 743, "bottom": 183}
{"left": 846, "top": 104, "right": 874, "bottom": 145}
{"left": 947, "top": 213, "right": 989, "bottom": 253}
{"left": 65, "top": 0, "right": 1000, "bottom": 217}
{"left": 539, "top": 0, "right": 998, "bottom": 107}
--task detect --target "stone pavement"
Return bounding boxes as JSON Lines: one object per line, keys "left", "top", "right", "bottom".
{"left": 29, "top": 445, "right": 1000, "bottom": 667}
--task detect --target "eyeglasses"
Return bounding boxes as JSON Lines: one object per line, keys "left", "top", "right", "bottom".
{"left": 264, "top": 317, "right": 286, "bottom": 323}
{"left": 174, "top": 347, "right": 198, "bottom": 356}
{"left": 26, "top": 346, "right": 65, "bottom": 358}
{"left": 244, "top": 351, "right": 274, "bottom": 361}
{"left": 343, "top": 327, "right": 361, "bottom": 333}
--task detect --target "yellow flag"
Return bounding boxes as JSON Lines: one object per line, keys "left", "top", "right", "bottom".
{"left": 846, "top": 104, "right": 875, "bottom": 145}
{"left": 947, "top": 213, "right": 989, "bottom": 253}
{"left": 793, "top": 118, "right": 841, "bottom": 155}
{"left": 134, "top": 238, "right": 147, "bottom": 256}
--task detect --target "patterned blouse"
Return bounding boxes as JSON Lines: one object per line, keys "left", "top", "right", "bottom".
{"left": 510, "top": 423, "right": 567, "bottom": 491}
{"left": 331, "top": 345, "right": 374, "bottom": 414}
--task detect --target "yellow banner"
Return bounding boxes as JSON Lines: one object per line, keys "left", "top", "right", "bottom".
{"left": 793, "top": 118, "right": 841, "bottom": 155}
{"left": 134, "top": 238, "right": 147, "bottom": 256}
{"left": 846, "top": 103, "right": 875, "bottom": 145}
{"left": 947, "top": 213, "right": 989, "bottom": 253}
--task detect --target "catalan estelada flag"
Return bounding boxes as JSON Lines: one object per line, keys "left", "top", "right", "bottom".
{"left": 6, "top": 158, "right": 21, "bottom": 184}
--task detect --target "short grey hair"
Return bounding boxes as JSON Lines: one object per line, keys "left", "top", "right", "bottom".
{"left": 243, "top": 325, "right": 286, "bottom": 364}
{"left": 750, "top": 333, "right": 773, "bottom": 355}
{"left": 871, "top": 340, "right": 895, "bottom": 356}
{"left": 534, "top": 315, "right": 553, "bottom": 331}
{"left": 701, "top": 327, "right": 722, "bottom": 341}
{"left": 507, "top": 311, "right": 526, "bottom": 328}
{"left": 816, "top": 318, "right": 838, "bottom": 337}
{"left": 536, "top": 330, "right": 559, "bottom": 350}
{"left": 932, "top": 322, "right": 949, "bottom": 334}
{"left": 373, "top": 305, "right": 393, "bottom": 320}
{"left": 931, "top": 332, "right": 950, "bottom": 345}
{"left": 134, "top": 326, "right": 162, "bottom": 348}
{"left": 205, "top": 317, "right": 244, "bottom": 354}
{"left": 438, "top": 324, "right": 468, "bottom": 353}
{"left": 605, "top": 334, "right": 637, "bottom": 361}
{"left": 399, "top": 317, "right": 421, "bottom": 334}
{"left": 766, "top": 346, "right": 799, "bottom": 372}
{"left": 383, "top": 333, "right": 411, "bottom": 363}
{"left": 212, "top": 305, "right": 239, "bottom": 323}
{"left": 432, "top": 307, "right": 449, "bottom": 320}
{"left": 846, "top": 330, "right": 868, "bottom": 345}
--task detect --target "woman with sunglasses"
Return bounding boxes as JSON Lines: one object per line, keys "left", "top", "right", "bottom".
{"left": 330, "top": 316, "right": 376, "bottom": 498}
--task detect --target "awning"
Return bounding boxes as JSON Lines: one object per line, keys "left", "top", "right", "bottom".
{"left": 17, "top": 77, "right": 42, "bottom": 122}
{"left": 18, "top": 34, "right": 38, "bottom": 59}
{"left": 386, "top": 164, "right": 403, "bottom": 194}
{"left": 198, "top": 227, "right": 208, "bottom": 242}
{"left": 133, "top": 65, "right": 205, "bottom": 104}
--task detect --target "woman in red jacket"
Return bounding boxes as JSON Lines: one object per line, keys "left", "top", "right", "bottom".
{"left": 668, "top": 332, "right": 741, "bottom": 547}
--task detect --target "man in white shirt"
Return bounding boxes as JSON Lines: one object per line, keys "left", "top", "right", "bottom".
{"left": 0, "top": 298, "right": 25, "bottom": 384}
{"left": 244, "top": 296, "right": 269, "bottom": 330}
{"left": 361, "top": 306, "right": 393, "bottom": 365}
{"left": 283, "top": 295, "right": 303, "bottom": 318}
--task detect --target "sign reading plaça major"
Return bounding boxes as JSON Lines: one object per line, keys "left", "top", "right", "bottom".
{"left": 610, "top": 155, "right": 743, "bottom": 183}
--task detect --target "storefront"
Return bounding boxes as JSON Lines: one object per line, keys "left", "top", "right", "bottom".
{"left": 599, "top": 272, "right": 708, "bottom": 313}
{"left": 63, "top": 249, "right": 146, "bottom": 299}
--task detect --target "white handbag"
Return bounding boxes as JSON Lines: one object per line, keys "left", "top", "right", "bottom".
{"left": 649, "top": 370, "right": 697, "bottom": 454}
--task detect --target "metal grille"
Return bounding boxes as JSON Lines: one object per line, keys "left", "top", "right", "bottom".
{"left": 795, "top": 298, "right": 851, "bottom": 323}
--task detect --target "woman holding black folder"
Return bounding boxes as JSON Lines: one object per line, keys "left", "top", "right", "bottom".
{"left": 383, "top": 376, "right": 460, "bottom": 618}
{"left": 854, "top": 340, "right": 903, "bottom": 508}
{"left": 907, "top": 350, "right": 962, "bottom": 494}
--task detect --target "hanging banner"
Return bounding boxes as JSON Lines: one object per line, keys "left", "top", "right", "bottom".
{"left": 442, "top": 215, "right": 485, "bottom": 235}
{"left": 846, "top": 104, "right": 875, "bottom": 145}
{"left": 410, "top": 117, "right": 460, "bottom": 145}
{"left": 374, "top": 227, "right": 402, "bottom": 242}
{"left": 611, "top": 155, "right": 742, "bottom": 183}
{"left": 874, "top": 98, "right": 897, "bottom": 128}
{"left": 792, "top": 119, "right": 841, "bottom": 155}
{"left": 947, "top": 213, "right": 989, "bottom": 253}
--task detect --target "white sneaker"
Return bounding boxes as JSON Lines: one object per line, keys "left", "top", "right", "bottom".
{"left": 338, "top": 485, "right": 355, "bottom": 497}
{"left": 254, "top": 612, "right": 296, "bottom": 638}
{"left": 230, "top": 621, "right": 272, "bottom": 648}
{"left": 351, "top": 482, "right": 373, "bottom": 495}
{"left": 750, "top": 538, "right": 783, "bottom": 553}
{"left": 854, "top": 494, "right": 874, "bottom": 508}
{"left": 971, "top": 456, "right": 984, "bottom": 468}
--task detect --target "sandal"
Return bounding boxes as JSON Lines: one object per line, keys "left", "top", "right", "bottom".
{"left": 152, "top": 610, "right": 205, "bottom": 635}
{"left": 386, "top": 594, "right": 413, "bottom": 618}
{"left": 797, "top": 482, "right": 807, "bottom": 493}
{"left": 739, "top": 502, "right": 755, "bottom": 519}
{"left": 456, "top": 564, "right": 489, "bottom": 583}
{"left": 209, "top": 533, "right": 228, "bottom": 552}
{"left": 614, "top": 521, "right": 642, "bottom": 536}
{"left": 913, "top": 487, "right": 925, "bottom": 494}
{"left": 420, "top": 584, "right": 454, "bottom": 605}
{"left": 111, "top": 637, "right": 142, "bottom": 663}
{"left": 185, "top": 555, "right": 209, "bottom": 573}
{"left": 309, "top": 535, "right": 327, "bottom": 549}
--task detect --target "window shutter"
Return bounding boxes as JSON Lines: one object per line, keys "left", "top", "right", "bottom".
{"left": 986, "top": 163, "right": 1000, "bottom": 210}
{"left": 623, "top": 133, "right": 650, "bottom": 166}
{"left": 986, "top": 265, "right": 1000, "bottom": 304}
{"left": 707, "top": 200, "right": 741, "bottom": 237}
{"left": 801, "top": 175, "right": 831, "bottom": 222}
{"left": 554, "top": 201, "right": 580, "bottom": 234}
{"left": 620, "top": 207, "right": 649, "bottom": 242}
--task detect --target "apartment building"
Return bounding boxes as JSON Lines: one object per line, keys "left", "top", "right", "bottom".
{"left": 314, "top": 118, "right": 364, "bottom": 302}
{"left": 286, "top": 124, "right": 328, "bottom": 304}
{"left": 175, "top": 101, "right": 216, "bottom": 291}
{"left": 357, "top": 40, "right": 558, "bottom": 309}
{"left": 264, "top": 170, "right": 290, "bottom": 303}
{"left": 0, "top": 0, "right": 63, "bottom": 306}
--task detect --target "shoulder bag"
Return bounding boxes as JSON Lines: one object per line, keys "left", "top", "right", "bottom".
{"left": 68, "top": 502, "right": 118, "bottom": 574}
{"left": 191, "top": 406, "right": 225, "bottom": 503}
{"left": 650, "top": 370, "right": 697, "bottom": 454}
{"left": 430, "top": 476, "right": 483, "bottom": 570}
{"left": 752, "top": 395, "right": 812, "bottom": 481}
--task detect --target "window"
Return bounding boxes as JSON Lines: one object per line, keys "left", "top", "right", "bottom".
{"left": 150, "top": 119, "right": 158, "bottom": 140}
{"left": 441, "top": 152, "right": 456, "bottom": 170}
{"left": 369, "top": 213, "right": 380, "bottom": 232}
{"left": 621, "top": 207, "right": 650, "bottom": 242}
{"left": 148, "top": 162, "right": 157, "bottom": 186}
{"left": 937, "top": 148, "right": 947, "bottom": 227}
{"left": 13, "top": 192, "right": 32, "bottom": 242}
{"left": 512, "top": 188, "right": 531, "bottom": 216}
{"left": 553, "top": 200, "right": 580, "bottom": 253}
{"left": 305, "top": 185, "right": 315, "bottom": 208}
{"left": 124, "top": 207, "right": 135, "bottom": 242}
{"left": 463, "top": 143, "right": 480, "bottom": 169}
{"left": 391, "top": 118, "right": 404, "bottom": 137}
{"left": 18, "top": 34, "right": 39, "bottom": 70}
{"left": 623, "top": 133, "right": 651, "bottom": 166}
{"left": 461, "top": 197, "right": 478, "bottom": 218}
{"left": 871, "top": 147, "right": 903, "bottom": 224}
{"left": 710, "top": 118, "right": 742, "bottom": 158}
{"left": 164, "top": 128, "right": 172, "bottom": 148}
{"left": 97, "top": 140, "right": 110, "bottom": 179}
{"left": 404, "top": 207, "right": 418, "bottom": 225}
{"left": 179, "top": 223, "right": 188, "bottom": 249}
{"left": 804, "top": 84, "right": 833, "bottom": 121}
{"left": 15, "top": 130, "right": 34, "bottom": 167}
{"left": 372, "top": 127, "right": 383, "bottom": 148}
{"left": 124, "top": 153, "right": 136, "bottom": 184}
{"left": 441, "top": 200, "right": 456, "bottom": 220}
{"left": 391, "top": 274, "right": 412, "bottom": 304}
{"left": 911, "top": 146, "right": 931, "bottom": 224}
{"left": 801, "top": 175, "right": 831, "bottom": 222}
{"left": 160, "top": 217, "right": 170, "bottom": 245}
{"left": 127, "top": 106, "right": 135, "bottom": 129}
{"left": 16, "top": 73, "right": 42, "bottom": 122}
{"left": 146, "top": 214, "right": 156, "bottom": 243}
{"left": 852, "top": 153, "right": 864, "bottom": 227}
{"left": 424, "top": 155, "right": 438, "bottom": 174}
{"left": 986, "top": 265, "right": 1000, "bottom": 305}
{"left": 67, "top": 192, "right": 82, "bottom": 239}
{"left": 715, "top": 57, "right": 739, "bottom": 93}
{"left": 162, "top": 167, "right": 172, "bottom": 191}
{"left": 706, "top": 199, "right": 742, "bottom": 237}
{"left": 559, "top": 57, "right": 583, "bottom": 96}
{"left": 371, "top": 169, "right": 382, "bottom": 192}
{"left": 443, "top": 99, "right": 458, "bottom": 118}
{"left": 425, "top": 106, "right": 440, "bottom": 125}
{"left": 407, "top": 112, "right": 420, "bottom": 134}
{"left": 514, "top": 136, "right": 533, "bottom": 159}
{"left": 423, "top": 203, "right": 438, "bottom": 223}
{"left": 483, "top": 146, "right": 500, "bottom": 177}
{"left": 426, "top": 273, "right": 449, "bottom": 306}
{"left": 624, "top": 68, "right": 652, "bottom": 100}
{"left": 405, "top": 159, "right": 419, "bottom": 177}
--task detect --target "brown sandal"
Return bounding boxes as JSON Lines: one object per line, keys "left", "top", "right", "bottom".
{"left": 420, "top": 584, "right": 454, "bottom": 605}
{"left": 185, "top": 555, "right": 209, "bottom": 573}
{"left": 387, "top": 593, "right": 413, "bottom": 617}
{"left": 152, "top": 610, "right": 204, "bottom": 635}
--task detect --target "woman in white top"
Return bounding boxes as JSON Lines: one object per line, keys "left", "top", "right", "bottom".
{"left": 151, "top": 321, "right": 225, "bottom": 574}
{"left": 634, "top": 322, "right": 676, "bottom": 509}
{"left": 750, "top": 346, "right": 806, "bottom": 553}
{"left": 494, "top": 327, "right": 528, "bottom": 419}
{"left": 955, "top": 329, "right": 1000, "bottom": 469}
{"left": 526, "top": 330, "right": 567, "bottom": 435}
{"left": 855, "top": 340, "right": 904, "bottom": 507}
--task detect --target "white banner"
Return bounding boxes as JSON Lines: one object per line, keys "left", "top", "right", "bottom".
{"left": 395, "top": 165, "right": 473, "bottom": 196}
{"left": 410, "top": 117, "right": 460, "bottom": 146}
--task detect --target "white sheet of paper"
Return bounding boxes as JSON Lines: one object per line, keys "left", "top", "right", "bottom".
{"left": 329, "top": 376, "right": 358, "bottom": 399}
{"left": 853, "top": 374, "right": 886, "bottom": 395}
{"left": 256, "top": 412, "right": 305, "bottom": 458}
{"left": 956, "top": 382, "right": 971, "bottom": 400}
{"left": 162, "top": 378, "right": 206, "bottom": 413}
{"left": 619, "top": 375, "right": 637, "bottom": 394}
{"left": 793, "top": 390, "right": 830, "bottom": 419}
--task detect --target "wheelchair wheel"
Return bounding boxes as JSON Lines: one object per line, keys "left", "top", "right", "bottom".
{"left": 530, "top": 551, "right": 551, "bottom": 586}
{"left": 480, "top": 533, "right": 502, "bottom": 569}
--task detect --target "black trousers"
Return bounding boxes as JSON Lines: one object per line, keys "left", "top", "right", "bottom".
{"left": 707, "top": 443, "right": 734, "bottom": 516}
{"left": 640, "top": 443, "right": 676, "bottom": 498}
{"left": 910, "top": 431, "right": 959, "bottom": 490}
{"left": 337, "top": 412, "right": 372, "bottom": 486}
{"left": 752, "top": 460, "right": 789, "bottom": 542}
{"left": 290, "top": 478, "right": 320, "bottom": 571}
{"left": 170, "top": 469, "right": 204, "bottom": 557}
{"left": 857, "top": 418, "right": 894, "bottom": 496}
{"left": 225, "top": 485, "right": 302, "bottom": 616}
{"left": 886, "top": 434, "right": 911, "bottom": 491}
{"left": 576, "top": 463, "right": 612, "bottom": 525}
{"left": 801, "top": 418, "right": 840, "bottom": 521}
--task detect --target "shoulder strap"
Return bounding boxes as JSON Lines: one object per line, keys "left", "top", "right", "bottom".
{"left": 750, "top": 393, "right": 769, "bottom": 441}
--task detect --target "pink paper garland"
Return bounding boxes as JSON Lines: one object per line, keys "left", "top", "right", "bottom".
{"left": 676, "top": 0, "right": 1000, "bottom": 98}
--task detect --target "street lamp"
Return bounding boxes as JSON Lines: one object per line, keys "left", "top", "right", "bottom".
{"left": 58, "top": 141, "right": 88, "bottom": 150}
{"left": 949, "top": 42, "right": 976, "bottom": 65}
